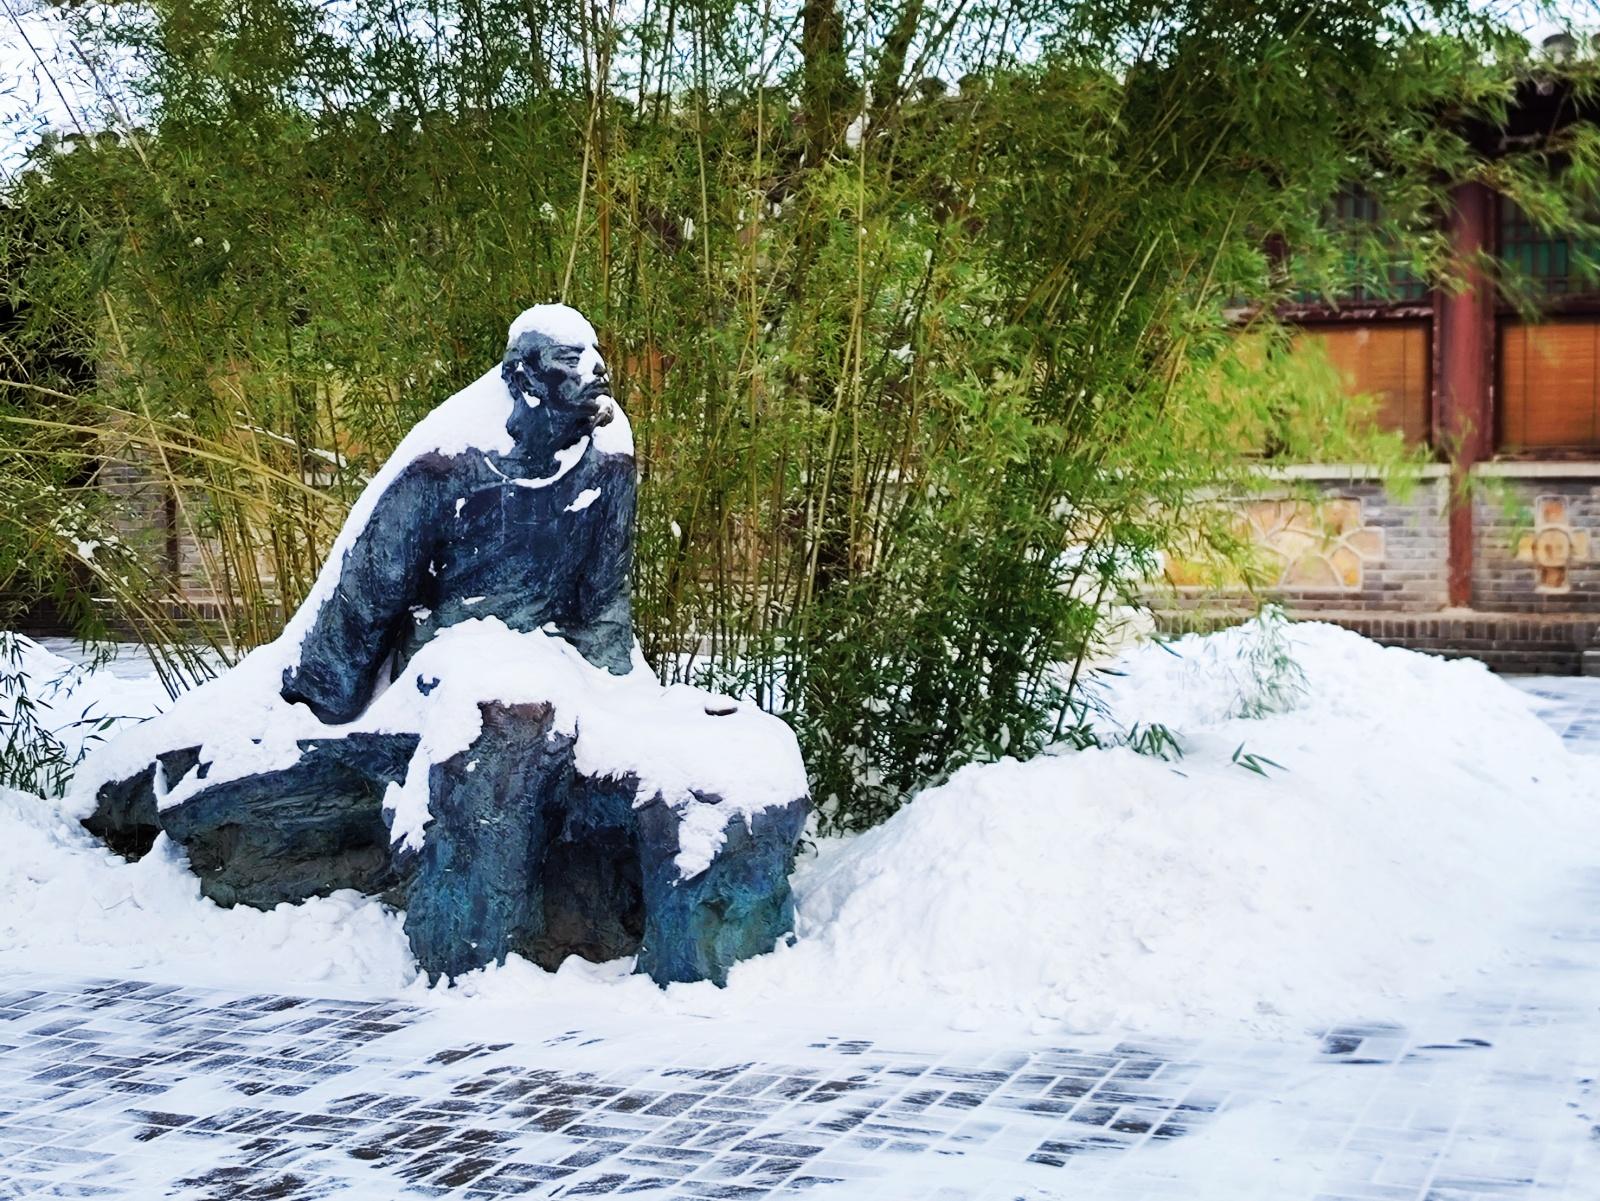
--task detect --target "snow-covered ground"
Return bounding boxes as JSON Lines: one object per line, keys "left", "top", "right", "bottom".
{"left": 0, "top": 621, "right": 1595, "bottom": 1043}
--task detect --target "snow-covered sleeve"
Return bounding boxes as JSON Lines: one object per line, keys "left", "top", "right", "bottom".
{"left": 564, "top": 453, "right": 636, "bottom": 676}
{"left": 280, "top": 459, "right": 444, "bottom": 723}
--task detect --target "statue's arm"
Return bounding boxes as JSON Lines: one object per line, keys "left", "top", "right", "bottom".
{"left": 566, "top": 455, "right": 636, "bottom": 676}
{"left": 281, "top": 461, "right": 442, "bottom": 722}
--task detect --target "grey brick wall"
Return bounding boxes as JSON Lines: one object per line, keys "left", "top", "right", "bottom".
{"left": 1154, "top": 465, "right": 1600, "bottom": 674}
{"left": 95, "top": 428, "right": 175, "bottom": 586}
{"left": 1326, "top": 612, "right": 1599, "bottom": 675}
{"left": 94, "top": 423, "right": 223, "bottom": 614}
{"left": 87, "top": 442, "right": 1600, "bottom": 673}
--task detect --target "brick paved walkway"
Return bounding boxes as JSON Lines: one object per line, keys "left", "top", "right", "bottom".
{"left": 0, "top": 979, "right": 1239, "bottom": 1199}
{"left": 1, "top": 678, "right": 1597, "bottom": 1200}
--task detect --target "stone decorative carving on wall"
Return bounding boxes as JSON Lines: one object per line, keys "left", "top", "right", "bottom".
{"left": 1165, "top": 496, "right": 1384, "bottom": 592}
{"left": 1515, "top": 494, "right": 1591, "bottom": 593}
{"left": 1244, "top": 498, "right": 1385, "bottom": 591}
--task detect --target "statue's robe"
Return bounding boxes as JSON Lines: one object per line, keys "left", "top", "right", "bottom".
{"left": 281, "top": 437, "right": 635, "bottom": 724}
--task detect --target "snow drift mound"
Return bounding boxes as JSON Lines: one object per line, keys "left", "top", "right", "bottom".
{"left": 0, "top": 786, "right": 415, "bottom": 991}
{"left": 2, "top": 623, "right": 1595, "bottom": 1038}
{"left": 744, "top": 621, "right": 1600, "bottom": 1035}
{"left": 0, "top": 636, "right": 169, "bottom": 767}
{"left": 0, "top": 637, "right": 415, "bottom": 992}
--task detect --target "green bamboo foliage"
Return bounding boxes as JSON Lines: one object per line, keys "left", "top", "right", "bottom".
{"left": 2, "top": 0, "right": 1598, "bottom": 827}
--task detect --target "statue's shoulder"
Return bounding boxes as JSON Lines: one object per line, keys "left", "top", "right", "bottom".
{"left": 395, "top": 367, "right": 520, "bottom": 464}
{"left": 370, "top": 369, "right": 519, "bottom": 495}
{"left": 361, "top": 451, "right": 465, "bottom": 528}
{"left": 580, "top": 433, "right": 635, "bottom": 506}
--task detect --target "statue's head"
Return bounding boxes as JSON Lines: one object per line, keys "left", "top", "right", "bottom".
{"left": 501, "top": 305, "right": 616, "bottom": 454}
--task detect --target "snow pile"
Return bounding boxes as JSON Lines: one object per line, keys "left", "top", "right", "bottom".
{"left": 0, "top": 636, "right": 170, "bottom": 767}
{"left": 508, "top": 302, "right": 603, "bottom": 350}
{"left": 742, "top": 621, "right": 1599, "bottom": 1035}
{"left": 374, "top": 621, "right": 807, "bottom": 873}
{"left": 0, "top": 641, "right": 414, "bottom": 991}
{"left": 0, "top": 786, "right": 414, "bottom": 991}
{"left": 4, "top": 620, "right": 1596, "bottom": 1036}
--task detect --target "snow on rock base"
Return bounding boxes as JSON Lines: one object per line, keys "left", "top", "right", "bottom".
{"left": 0, "top": 786, "right": 415, "bottom": 994}
{"left": 71, "top": 622, "right": 810, "bottom": 989}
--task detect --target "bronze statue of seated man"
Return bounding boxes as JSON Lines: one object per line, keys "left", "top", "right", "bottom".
{"left": 72, "top": 305, "right": 808, "bottom": 987}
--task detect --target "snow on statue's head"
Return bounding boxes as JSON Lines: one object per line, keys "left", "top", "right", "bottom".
{"left": 501, "top": 304, "right": 617, "bottom": 456}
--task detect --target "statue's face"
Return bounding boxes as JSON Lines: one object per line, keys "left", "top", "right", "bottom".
{"left": 502, "top": 330, "right": 616, "bottom": 449}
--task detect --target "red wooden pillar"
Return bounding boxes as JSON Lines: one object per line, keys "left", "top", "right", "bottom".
{"left": 1433, "top": 182, "right": 1495, "bottom": 608}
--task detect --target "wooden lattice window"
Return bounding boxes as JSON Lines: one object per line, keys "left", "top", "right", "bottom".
{"left": 1290, "top": 187, "right": 1428, "bottom": 305}
{"left": 1499, "top": 199, "right": 1600, "bottom": 298}
{"left": 1499, "top": 319, "right": 1600, "bottom": 452}
{"left": 1294, "top": 322, "right": 1431, "bottom": 446}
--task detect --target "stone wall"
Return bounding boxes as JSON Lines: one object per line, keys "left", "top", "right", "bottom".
{"left": 1354, "top": 612, "right": 1599, "bottom": 675}
{"left": 82, "top": 428, "right": 239, "bottom": 629}
{"left": 59, "top": 440, "right": 1600, "bottom": 674}
{"left": 96, "top": 424, "right": 176, "bottom": 587}
{"left": 1267, "top": 473, "right": 1450, "bottom": 613}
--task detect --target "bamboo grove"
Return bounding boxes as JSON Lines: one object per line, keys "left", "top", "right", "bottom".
{"left": 3, "top": 0, "right": 1598, "bottom": 826}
